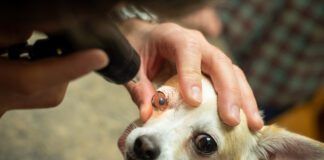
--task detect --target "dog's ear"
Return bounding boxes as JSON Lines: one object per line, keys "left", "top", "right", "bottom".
{"left": 118, "top": 119, "right": 143, "bottom": 155}
{"left": 256, "top": 126, "right": 324, "bottom": 160}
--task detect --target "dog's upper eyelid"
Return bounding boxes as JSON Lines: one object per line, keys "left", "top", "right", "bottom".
{"left": 191, "top": 126, "right": 220, "bottom": 148}
{"left": 156, "top": 86, "right": 181, "bottom": 108}
{"left": 157, "top": 87, "right": 178, "bottom": 97}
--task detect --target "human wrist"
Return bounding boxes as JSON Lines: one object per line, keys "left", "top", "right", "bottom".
{"left": 111, "top": 4, "right": 159, "bottom": 49}
{"left": 119, "top": 19, "right": 158, "bottom": 49}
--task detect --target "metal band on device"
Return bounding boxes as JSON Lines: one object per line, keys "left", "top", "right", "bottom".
{"left": 130, "top": 74, "right": 141, "bottom": 83}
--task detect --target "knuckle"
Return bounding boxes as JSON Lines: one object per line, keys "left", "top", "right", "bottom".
{"left": 208, "top": 53, "right": 232, "bottom": 70}
{"left": 182, "top": 67, "right": 202, "bottom": 77}
{"left": 233, "top": 65, "right": 245, "bottom": 76}
{"left": 177, "top": 36, "right": 202, "bottom": 55}
{"left": 160, "top": 23, "right": 182, "bottom": 31}
{"left": 229, "top": 86, "right": 242, "bottom": 97}
{"left": 220, "top": 84, "right": 242, "bottom": 99}
{"left": 181, "top": 39, "right": 201, "bottom": 53}
{"left": 206, "top": 47, "right": 232, "bottom": 66}
{"left": 155, "top": 23, "right": 183, "bottom": 37}
{"left": 216, "top": 52, "right": 232, "bottom": 64}
{"left": 190, "top": 30, "right": 209, "bottom": 46}
{"left": 153, "top": 23, "right": 188, "bottom": 47}
{"left": 155, "top": 23, "right": 205, "bottom": 55}
{"left": 191, "top": 30, "right": 204, "bottom": 39}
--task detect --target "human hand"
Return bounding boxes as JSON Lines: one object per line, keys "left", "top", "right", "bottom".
{"left": 122, "top": 20, "right": 263, "bottom": 131}
{"left": 0, "top": 33, "right": 108, "bottom": 117}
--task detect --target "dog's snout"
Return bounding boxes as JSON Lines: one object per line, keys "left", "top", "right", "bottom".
{"left": 133, "top": 135, "right": 160, "bottom": 160}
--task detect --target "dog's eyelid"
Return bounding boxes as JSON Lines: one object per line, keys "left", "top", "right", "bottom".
{"left": 156, "top": 86, "right": 178, "bottom": 97}
{"left": 191, "top": 127, "right": 220, "bottom": 149}
{"left": 151, "top": 91, "right": 169, "bottom": 111}
{"left": 193, "top": 131, "right": 219, "bottom": 145}
{"left": 191, "top": 131, "right": 219, "bottom": 156}
{"left": 156, "top": 86, "right": 181, "bottom": 109}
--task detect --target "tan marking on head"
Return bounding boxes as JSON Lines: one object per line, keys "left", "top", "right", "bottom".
{"left": 164, "top": 75, "right": 180, "bottom": 89}
{"left": 219, "top": 112, "right": 256, "bottom": 159}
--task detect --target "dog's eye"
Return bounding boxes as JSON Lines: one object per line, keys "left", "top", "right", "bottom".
{"left": 193, "top": 133, "right": 217, "bottom": 156}
{"left": 151, "top": 91, "right": 168, "bottom": 111}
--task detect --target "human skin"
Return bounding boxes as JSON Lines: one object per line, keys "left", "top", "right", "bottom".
{"left": 0, "top": 18, "right": 263, "bottom": 131}
{"left": 121, "top": 19, "right": 263, "bottom": 131}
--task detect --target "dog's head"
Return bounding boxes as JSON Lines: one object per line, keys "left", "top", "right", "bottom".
{"left": 119, "top": 76, "right": 324, "bottom": 160}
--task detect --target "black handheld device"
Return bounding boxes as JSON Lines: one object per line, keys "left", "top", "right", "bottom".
{"left": 1, "top": 20, "right": 141, "bottom": 84}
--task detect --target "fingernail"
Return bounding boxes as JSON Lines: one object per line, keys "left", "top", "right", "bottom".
{"left": 191, "top": 86, "right": 202, "bottom": 103}
{"left": 230, "top": 105, "right": 241, "bottom": 124}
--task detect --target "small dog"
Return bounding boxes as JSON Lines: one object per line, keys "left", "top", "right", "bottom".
{"left": 118, "top": 75, "right": 324, "bottom": 160}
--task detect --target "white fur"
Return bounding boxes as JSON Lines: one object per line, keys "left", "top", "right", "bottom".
{"left": 120, "top": 76, "right": 324, "bottom": 160}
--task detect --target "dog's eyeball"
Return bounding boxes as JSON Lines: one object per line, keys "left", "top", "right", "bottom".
{"left": 151, "top": 91, "right": 168, "bottom": 111}
{"left": 193, "top": 133, "right": 217, "bottom": 156}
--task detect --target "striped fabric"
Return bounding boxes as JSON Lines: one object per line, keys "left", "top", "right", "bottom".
{"left": 218, "top": 0, "right": 323, "bottom": 120}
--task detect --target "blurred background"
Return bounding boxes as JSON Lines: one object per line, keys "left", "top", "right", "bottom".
{"left": 0, "top": 0, "right": 323, "bottom": 159}
{"left": 0, "top": 73, "right": 137, "bottom": 160}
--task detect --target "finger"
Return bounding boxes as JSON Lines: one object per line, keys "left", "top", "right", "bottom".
{"left": 202, "top": 46, "right": 241, "bottom": 126}
{"left": 176, "top": 48, "right": 203, "bottom": 106}
{"left": 151, "top": 24, "right": 205, "bottom": 106}
{"left": 173, "top": 32, "right": 204, "bottom": 107}
{"left": 233, "top": 66, "right": 264, "bottom": 131}
{"left": 0, "top": 49, "right": 108, "bottom": 93}
{"left": 125, "top": 69, "right": 155, "bottom": 122}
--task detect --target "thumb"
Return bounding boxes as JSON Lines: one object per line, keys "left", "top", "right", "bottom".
{"left": 125, "top": 74, "right": 155, "bottom": 122}
{"left": 28, "top": 49, "right": 109, "bottom": 87}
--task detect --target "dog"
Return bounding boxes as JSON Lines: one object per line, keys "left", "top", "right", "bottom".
{"left": 118, "top": 75, "right": 324, "bottom": 160}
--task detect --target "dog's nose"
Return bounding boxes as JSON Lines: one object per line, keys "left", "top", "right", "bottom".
{"left": 133, "top": 135, "right": 160, "bottom": 160}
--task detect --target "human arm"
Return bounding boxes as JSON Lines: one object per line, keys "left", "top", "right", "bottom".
{"left": 0, "top": 32, "right": 108, "bottom": 117}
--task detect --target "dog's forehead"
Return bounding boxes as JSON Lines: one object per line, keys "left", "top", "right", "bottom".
{"left": 151, "top": 76, "right": 219, "bottom": 124}
{"left": 158, "top": 76, "right": 218, "bottom": 111}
